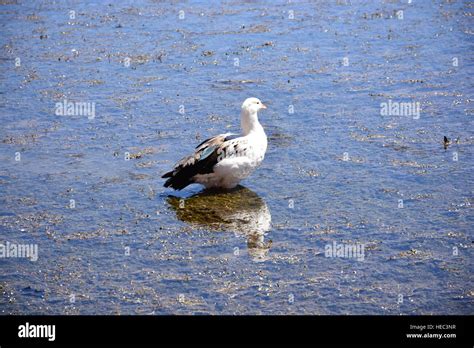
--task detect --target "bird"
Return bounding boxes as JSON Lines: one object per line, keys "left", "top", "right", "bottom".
{"left": 162, "top": 97, "right": 268, "bottom": 190}
{"left": 443, "top": 136, "right": 451, "bottom": 149}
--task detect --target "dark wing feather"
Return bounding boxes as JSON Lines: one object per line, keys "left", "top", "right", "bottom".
{"left": 162, "top": 133, "right": 237, "bottom": 190}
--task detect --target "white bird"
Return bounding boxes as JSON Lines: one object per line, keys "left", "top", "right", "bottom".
{"left": 162, "top": 97, "right": 268, "bottom": 190}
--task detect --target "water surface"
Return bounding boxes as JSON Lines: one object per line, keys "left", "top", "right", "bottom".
{"left": 0, "top": 0, "right": 472, "bottom": 314}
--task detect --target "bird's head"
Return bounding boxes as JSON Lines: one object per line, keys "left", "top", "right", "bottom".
{"left": 241, "top": 97, "right": 267, "bottom": 114}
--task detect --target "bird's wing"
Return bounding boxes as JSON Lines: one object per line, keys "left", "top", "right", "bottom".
{"left": 162, "top": 133, "right": 247, "bottom": 190}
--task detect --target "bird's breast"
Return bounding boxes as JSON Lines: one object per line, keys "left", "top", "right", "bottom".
{"left": 247, "top": 132, "right": 267, "bottom": 163}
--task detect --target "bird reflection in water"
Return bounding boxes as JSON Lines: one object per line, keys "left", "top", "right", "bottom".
{"left": 166, "top": 186, "right": 272, "bottom": 261}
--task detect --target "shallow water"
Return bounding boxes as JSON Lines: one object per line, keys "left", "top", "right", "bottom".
{"left": 0, "top": 0, "right": 473, "bottom": 314}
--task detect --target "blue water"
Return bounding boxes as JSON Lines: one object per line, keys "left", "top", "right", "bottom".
{"left": 0, "top": 0, "right": 472, "bottom": 314}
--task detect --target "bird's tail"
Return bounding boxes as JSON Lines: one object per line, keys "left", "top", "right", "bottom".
{"left": 161, "top": 170, "right": 193, "bottom": 190}
{"left": 161, "top": 171, "right": 173, "bottom": 179}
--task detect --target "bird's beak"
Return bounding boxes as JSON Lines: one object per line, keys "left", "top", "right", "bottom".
{"left": 261, "top": 103, "right": 267, "bottom": 109}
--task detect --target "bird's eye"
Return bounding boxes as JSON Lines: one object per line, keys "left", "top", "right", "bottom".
{"left": 257, "top": 101, "right": 260, "bottom": 104}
